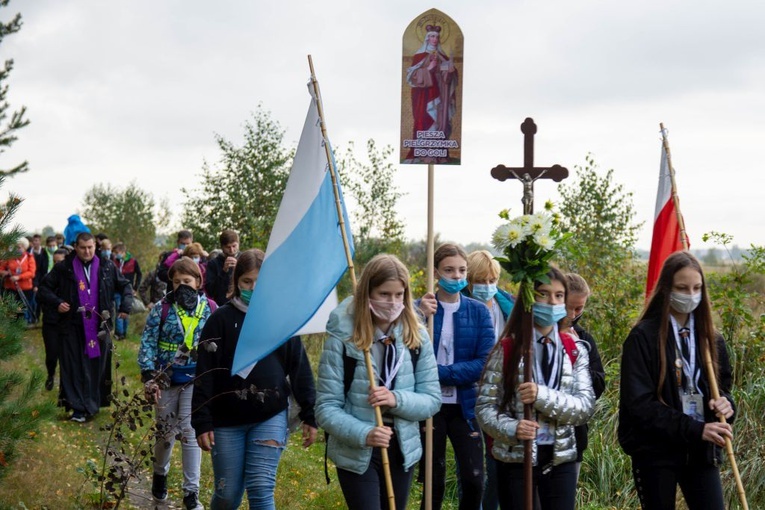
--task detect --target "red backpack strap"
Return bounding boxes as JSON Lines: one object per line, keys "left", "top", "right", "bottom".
{"left": 559, "top": 332, "right": 579, "bottom": 366}
{"left": 486, "top": 336, "right": 515, "bottom": 461}
{"left": 501, "top": 336, "right": 513, "bottom": 364}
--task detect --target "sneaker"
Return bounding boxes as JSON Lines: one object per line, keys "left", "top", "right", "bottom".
{"left": 70, "top": 411, "right": 86, "bottom": 423}
{"left": 151, "top": 473, "right": 168, "bottom": 502}
{"left": 45, "top": 376, "right": 54, "bottom": 391}
{"left": 183, "top": 491, "right": 203, "bottom": 510}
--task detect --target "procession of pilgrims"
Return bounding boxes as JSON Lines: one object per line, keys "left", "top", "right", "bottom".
{"left": 9, "top": 9, "right": 743, "bottom": 510}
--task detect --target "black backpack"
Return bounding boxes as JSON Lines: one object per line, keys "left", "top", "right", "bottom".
{"left": 155, "top": 250, "right": 175, "bottom": 284}
{"left": 323, "top": 342, "right": 420, "bottom": 484}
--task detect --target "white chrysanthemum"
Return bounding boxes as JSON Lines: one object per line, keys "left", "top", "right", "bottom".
{"left": 506, "top": 224, "right": 526, "bottom": 248}
{"left": 509, "top": 217, "right": 530, "bottom": 238}
{"left": 528, "top": 214, "right": 552, "bottom": 235}
{"left": 492, "top": 224, "right": 512, "bottom": 250}
{"left": 534, "top": 232, "right": 555, "bottom": 250}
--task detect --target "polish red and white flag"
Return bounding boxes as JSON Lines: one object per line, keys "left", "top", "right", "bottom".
{"left": 646, "top": 144, "right": 686, "bottom": 298}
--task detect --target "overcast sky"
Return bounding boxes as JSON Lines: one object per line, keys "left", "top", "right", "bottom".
{"left": 3, "top": 0, "right": 764, "bottom": 252}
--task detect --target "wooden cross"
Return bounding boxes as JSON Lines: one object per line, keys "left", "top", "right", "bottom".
{"left": 490, "top": 118, "right": 568, "bottom": 214}
{"left": 490, "top": 117, "right": 569, "bottom": 510}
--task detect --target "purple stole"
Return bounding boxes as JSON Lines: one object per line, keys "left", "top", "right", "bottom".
{"left": 72, "top": 256, "right": 101, "bottom": 358}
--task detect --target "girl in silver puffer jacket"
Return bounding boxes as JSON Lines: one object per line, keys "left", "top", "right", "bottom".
{"left": 476, "top": 267, "right": 595, "bottom": 510}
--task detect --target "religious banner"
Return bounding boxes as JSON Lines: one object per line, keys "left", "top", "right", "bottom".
{"left": 400, "top": 8, "right": 463, "bottom": 165}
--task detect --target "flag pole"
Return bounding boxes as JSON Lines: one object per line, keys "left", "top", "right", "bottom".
{"left": 659, "top": 123, "right": 689, "bottom": 251}
{"left": 661, "top": 122, "right": 748, "bottom": 509}
{"left": 308, "top": 55, "right": 395, "bottom": 510}
{"left": 309, "top": 55, "right": 356, "bottom": 290}
{"left": 424, "top": 163, "right": 435, "bottom": 510}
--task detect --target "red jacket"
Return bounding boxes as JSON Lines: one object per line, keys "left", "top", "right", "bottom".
{"left": 0, "top": 253, "right": 37, "bottom": 291}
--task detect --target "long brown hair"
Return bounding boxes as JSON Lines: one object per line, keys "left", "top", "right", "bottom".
{"left": 228, "top": 249, "right": 265, "bottom": 299}
{"left": 351, "top": 254, "right": 422, "bottom": 351}
{"left": 640, "top": 251, "right": 718, "bottom": 402}
{"left": 495, "top": 266, "right": 568, "bottom": 412}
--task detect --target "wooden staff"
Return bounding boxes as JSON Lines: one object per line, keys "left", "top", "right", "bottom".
{"left": 309, "top": 55, "right": 395, "bottom": 510}
{"left": 703, "top": 348, "right": 748, "bottom": 509}
{"left": 364, "top": 348, "right": 397, "bottom": 510}
{"left": 661, "top": 123, "right": 747, "bottom": 508}
{"left": 521, "top": 286, "right": 534, "bottom": 510}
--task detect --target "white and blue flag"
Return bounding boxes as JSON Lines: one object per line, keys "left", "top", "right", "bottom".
{"left": 232, "top": 86, "right": 354, "bottom": 376}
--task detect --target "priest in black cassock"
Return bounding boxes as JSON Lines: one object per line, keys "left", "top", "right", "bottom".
{"left": 38, "top": 232, "right": 133, "bottom": 422}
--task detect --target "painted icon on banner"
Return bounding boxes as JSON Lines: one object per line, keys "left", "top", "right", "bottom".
{"left": 400, "top": 8, "right": 463, "bottom": 165}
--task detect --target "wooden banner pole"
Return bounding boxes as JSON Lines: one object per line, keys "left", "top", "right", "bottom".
{"left": 424, "top": 162, "right": 435, "bottom": 510}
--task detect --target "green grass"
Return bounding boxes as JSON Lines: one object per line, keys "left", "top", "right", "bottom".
{"left": 0, "top": 321, "right": 464, "bottom": 509}
{"left": 2, "top": 315, "right": 764, "bottom": 509}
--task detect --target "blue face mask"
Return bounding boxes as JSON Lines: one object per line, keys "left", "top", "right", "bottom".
{"left": 472, "top": 283, "right": 498, "bottom": 302}
{"left": 438, "top": 276, "right": 468, "bottom": 294}
{"left": 103, "top": 250, "right": 112, "bottom": 258}
{"left": 178, "top": 243, "right": 188, "bottom": 251}
{"left": 533, "top": 302, "right": 567, "bottom": 327}
{"left": 240, "top": 288, "right": 253, "bottom": 305}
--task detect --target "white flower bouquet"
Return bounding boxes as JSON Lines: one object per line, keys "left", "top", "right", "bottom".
{"left": 491, "top": 201, "right": 569, "bottom": 311}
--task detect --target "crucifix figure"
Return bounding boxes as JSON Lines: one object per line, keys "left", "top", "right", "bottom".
{"left": 491, "top": 117, "right": 569, "bottom": 214}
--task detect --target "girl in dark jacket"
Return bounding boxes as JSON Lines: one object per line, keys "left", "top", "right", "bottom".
{"left": 619, "top": 251, "right": 735, "bottom": 509}
{"left": 191, "top": 249, "right": 318, "bottom": 510}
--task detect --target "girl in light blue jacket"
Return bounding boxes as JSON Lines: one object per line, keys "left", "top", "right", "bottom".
{"left": 316, "top": 254, "right": 441, "bottom": 510}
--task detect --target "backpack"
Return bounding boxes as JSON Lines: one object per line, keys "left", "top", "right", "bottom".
{"left": 155, "top": 250, "right": 174, "bottom": 284}
{"left": 323, "top": 342, "right": 421, "bottom": 484}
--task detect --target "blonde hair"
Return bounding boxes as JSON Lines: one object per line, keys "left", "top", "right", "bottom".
{"left": 467, "top": 250, "right": 500, "bottom": 287}
{"left": 352, "top": 254, "right": 422, "bottom": 351}
{"left": 564, "top": 273, "right": 590, "bottom": 296}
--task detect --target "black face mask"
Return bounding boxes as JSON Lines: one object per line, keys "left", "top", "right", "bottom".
{"left": 571, "top": 312, "right": 583, "bottom": 326}
{"left": 174, "top": 284, "right": 199, "bottom": 311}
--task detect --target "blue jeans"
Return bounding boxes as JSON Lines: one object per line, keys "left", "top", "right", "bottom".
{"left": 114, "top": 293, "right": 128, "bottom": 336}
{"left": 28, "top": 290, "right": 38, "bottom": 323}
{"left": 210, "top": 410, "right": 288, "bottom": 510}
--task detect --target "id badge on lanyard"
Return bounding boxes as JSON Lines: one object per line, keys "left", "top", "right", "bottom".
{"left": 537, "top": 419, "right": 555, "bottom": 445}
{"left": 681, "top": 393, "right": 705, "bottom": 422}
{"left": 670, "top": 315, "right": 704, "bottom": 422}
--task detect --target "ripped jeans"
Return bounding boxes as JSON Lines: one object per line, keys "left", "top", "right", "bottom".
{"left": 210, "top": 410, "right": 288, "bottom": 510}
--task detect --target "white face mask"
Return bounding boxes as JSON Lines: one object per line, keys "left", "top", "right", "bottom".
{"left": 670, "top": 292, "right": 702, "bottom": 314}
